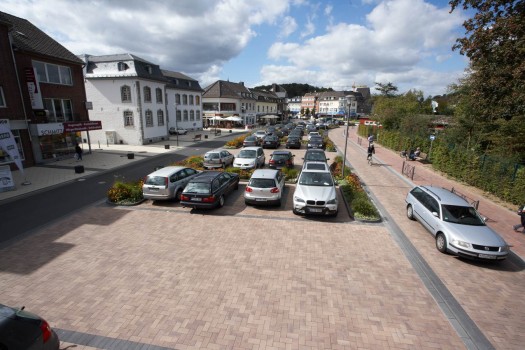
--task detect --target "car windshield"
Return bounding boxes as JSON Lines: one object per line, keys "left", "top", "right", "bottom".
{"left": 238, "top": 150, "right": 256, "bottom": 158}
{"left": 145, "top": 176, "right": 167, "bottom": 186}
{"left": 299, "top": 172, "right": 333, "bottom": 186}
{"left": 184, "top": 182, "right": 211, "bottom": 194}
{"left": 249, "top": 178, "right": 276, "bottom": 188}
{"left": 441, "top": 205, "right": 486, "bottom": 226}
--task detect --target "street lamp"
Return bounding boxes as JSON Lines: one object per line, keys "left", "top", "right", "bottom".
{"left": 174, "top": 102, "right": 179, "bottom": 147}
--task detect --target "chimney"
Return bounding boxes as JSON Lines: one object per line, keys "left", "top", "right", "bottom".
{"left": 239, "top": 81, "right": 244, "bottom": 86}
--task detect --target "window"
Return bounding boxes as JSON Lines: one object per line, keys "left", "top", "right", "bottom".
{"left": 32, "top": 60, "right": 72, "bottom": 85}
{"left": 144, "top": 87, "right": 151, "bottom": 103}
{"left": 156, "top": 88, "right": 163, "bottom": 103}
{"left": 121, "top": 85, "right": 132, "bottom": 102}
{"left": 117, "top": 62, "right": 129, "bottom": 71}
{"left": 183, "top": 110, "right": 188, "bottom": 121}
{"left": 176, "top": 110, "right": 181, "bottom": 121}
{"left": 189, "top": 95, "right": 194, "bottom": 105}
{"left": 157, "top": 110, "right": 164, "bottom": 126}
{"left": 0, "top": 87, "right": 6, "bottom": 107}
{"left": 190, "top": 110, "right": 194, "bottom": 121}
{"left": 175, "top": 94, "right": 181, "bottom": 104}
{"left": 145, "top": 110, "right": 153, "bottom": 127}
{"left": 124, "top": 111, "right": 134, "bottom": 126}
{"left": 182, "top": 94, "right": 188, "bottom": 105}
{"left": 196, "top": 110, "right": 201, "bottom": 120}
{"left": 43, "top": 98, "right": 73, "bottom": 122}
{"left": 195, "top": 96, "right": 200, "bottom": 105}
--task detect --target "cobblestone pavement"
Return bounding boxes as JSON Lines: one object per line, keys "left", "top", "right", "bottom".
{"left": 0, "top": 126, "right": 524, "bottom": 349}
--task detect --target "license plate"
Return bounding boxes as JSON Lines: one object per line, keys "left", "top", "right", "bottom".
{"left": 308, "top": 208, "right": 322, "bottom": 213}
{"left": 148, "top": 187, "right": 158, "bottom": 191}
{"left": 478, "top": 254, "right": 497, "bottom": 259}
{"left": 255, "top": 198, "right": 267, "bottom": 201}
{"left": 191, "top": 197, "right": 202, "bottom": 201}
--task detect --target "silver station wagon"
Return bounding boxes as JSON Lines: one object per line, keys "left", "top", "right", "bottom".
{"left": 405, "top": 185, "right": 509, "bottom": 260}
{"left": 143, "top": 166, "right": 200, "bottom": 201}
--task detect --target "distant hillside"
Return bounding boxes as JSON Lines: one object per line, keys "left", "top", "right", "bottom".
{"left": 253, "top": 83, "right": 333, "bottom": 98}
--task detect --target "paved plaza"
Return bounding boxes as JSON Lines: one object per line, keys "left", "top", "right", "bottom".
{"left": 0, "top": 127, "right": 524, "bottom": 349}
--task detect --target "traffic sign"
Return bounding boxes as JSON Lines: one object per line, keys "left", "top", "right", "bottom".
{"left": 430, "top": 135, "right": 436, "bottom": 141}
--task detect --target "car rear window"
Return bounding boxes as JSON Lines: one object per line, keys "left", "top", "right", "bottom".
{"left": 249, "top": 178, "right": 276, "bottom": 188}
{"left": 272, "top": 154, "right": 289, "bottom": 160}
{"left": 205, "top": 153, "right": 220, "bottom": 160}
{"left": 184, "top": 182, "right": 211, "bottom": 194}
{"left": 145, "top": 176, "right": 167, "bottom": 186}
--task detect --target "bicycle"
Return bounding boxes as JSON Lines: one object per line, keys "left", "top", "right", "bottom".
{"left": 367, "top": 153, "right": 373, "bottom": 165}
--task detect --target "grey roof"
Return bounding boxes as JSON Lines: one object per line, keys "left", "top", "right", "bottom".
{"left": 82, "top": 53, "right": 168, "bottom": 82}
{"left": 162, "top": 69, "right": 203, "bottom": 92}
{"left": 85, "top": 53, "right": 155, "bottom": 65}
{"left": 0, "top": 11, "right": 83, "bottom": 65}
{"left": 251, "top": 89, "right": 280, "bottom": 101}
{"left": 203, "top": 80, "right": 254, "bottom": 99}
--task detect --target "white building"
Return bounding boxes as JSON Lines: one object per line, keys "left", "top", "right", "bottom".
{"left": 286, "top": 96, "right": 302, "bottom": 116}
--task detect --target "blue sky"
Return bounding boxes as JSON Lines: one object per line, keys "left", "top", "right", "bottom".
{"left": 2, "top": 0, "right": 470, "bottom": 96}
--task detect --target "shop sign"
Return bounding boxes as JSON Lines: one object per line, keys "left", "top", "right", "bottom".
{"left": 36, "top": 123, "right": 64, "bottom": 136}
{"left": 63, "top": 121, "right": 102, "bottom": 132}
{"left": 25, "top": 67, "right": 44, "bottom": 110}
{"left": 0, "top": 165, "right": 15, "bottom": 193}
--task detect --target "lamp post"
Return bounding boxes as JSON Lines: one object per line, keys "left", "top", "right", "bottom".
{"left": 342, "top": 110, "right": 350, "bottom": 178}
{"left": 174, "top": 102, "right": 179, "bottom": 147}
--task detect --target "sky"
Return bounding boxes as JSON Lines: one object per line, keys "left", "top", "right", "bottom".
{"left": 2, "top": 0, "right": 471, "bottom": 97}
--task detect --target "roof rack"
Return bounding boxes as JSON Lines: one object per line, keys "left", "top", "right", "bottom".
{"left": 421, "top": 186, "right": 441, "bottom": 201}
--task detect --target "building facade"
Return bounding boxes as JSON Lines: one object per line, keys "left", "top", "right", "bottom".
{"left": 0, "top": 11, "right": 90, "bottom": 167}
{"left": 202, "top": 80, "right": 256, "bottom": 127}
{"left": 286, "top": 96, "right": 302, "bottom": 117}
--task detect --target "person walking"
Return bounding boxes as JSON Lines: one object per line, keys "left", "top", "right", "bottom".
{"left": 513, "top": 204, "right": 525, "bottom": 232}
{"left": 75, "top": 144, "right": 83, "bottom": 161}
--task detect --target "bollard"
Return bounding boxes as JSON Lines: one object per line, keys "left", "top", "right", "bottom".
{"left": 165, "top": 145, "right": 170, "bottom": 149}
{"left": 127, "top": 153, "right": 134, "bottom": 159}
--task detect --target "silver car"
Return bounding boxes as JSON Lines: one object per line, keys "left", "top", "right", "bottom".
{"left": 233, "top": 147, "right": 265, "bottom": 169}
{"left": 203, "top": 149, "right": 235, "bottom": 169}
{"left": 292, "top": 162, "right": 338, "bottom": 217}
{"left": 143, "top": 166, "right": 200, "bottom": 201}
{"left": 244, "top": 169, "right": 285, "bottom": 206}
{"left": 405, "top": 185, "right": 509, "bottom": 260}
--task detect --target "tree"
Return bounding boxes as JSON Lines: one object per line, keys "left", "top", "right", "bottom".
{"left": 449, "top": 0, "right": 525, "bottom": 159}
{"left": 374, "top": 82, "right": 398, "bottom": 97}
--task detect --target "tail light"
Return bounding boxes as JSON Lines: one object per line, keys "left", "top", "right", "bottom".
{"left": 245, "top": 186, "right": 253, "bottom": 192}
{"left": 164, "top": 177, "right": 169, "bottom": 188}
{"left": 270, "top": 187, "right": 280, "bottom": 193}
{"left": 286, "top": 159, "right": 293, "bottom": 166}
{"left": 40, "top": 320, "right": 52, "bottom": 343}
{"left": 202, "top": 196, "right": 215, "bottom": 203}
{"left": 180, "top": 194, "right": 189, "bottom": 201}
{"left": 269, "top": 159, "right": 275, "bottom": 164}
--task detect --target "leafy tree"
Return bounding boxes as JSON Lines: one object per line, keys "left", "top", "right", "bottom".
{"left": 372, "top": 90, "right": 427, "bottom": 130}
{"left": 449, "top": 0, "right": 525, "bottom": 160}
{"left": 374, "top": 82, "right": 398, "bottom": 97}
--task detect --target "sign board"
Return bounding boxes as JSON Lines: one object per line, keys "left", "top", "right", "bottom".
{"left": 25, "top": 67, "right": 44, "bottom": 109}
{"left": 63, "top": 121, "right": 102, "bottom": 132}
{"left": 430, "top": 135, "right": 436, "bottom": 141}
{"left": 0, "top": 165, "right": 15, "bottom": 192}
{"left": 36, "top": 123, "right": 64, "bottom": 136}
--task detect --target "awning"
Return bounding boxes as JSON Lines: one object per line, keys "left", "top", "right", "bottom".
{"left": 260, "top": 115, "right": 279, "bottom": 119}
{"left": 226, "top": 116, "right": 243, "bottom": 121}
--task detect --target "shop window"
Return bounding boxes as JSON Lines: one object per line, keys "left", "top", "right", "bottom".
{"left": 124, "top": 111, "right": 134, "bottom": 126}
{"left": 145, "top": 110, "right": 153, "bottom": 127}
{"left": 157, "top": 110, "right": 164, "bottom": 126}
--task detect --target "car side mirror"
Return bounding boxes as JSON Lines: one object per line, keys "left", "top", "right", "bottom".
{"left": 432, "top": 212, "right": 439, "bottom": 217}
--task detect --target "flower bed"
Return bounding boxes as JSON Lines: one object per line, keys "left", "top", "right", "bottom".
{"left": 107, "top": 179, "right": 144, "bottom": 205}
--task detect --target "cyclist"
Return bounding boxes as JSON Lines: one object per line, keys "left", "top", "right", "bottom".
{"left": 367, "top": 142, "right": 375, "bottom": 162}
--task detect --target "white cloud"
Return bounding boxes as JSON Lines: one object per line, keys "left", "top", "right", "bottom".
{"left": 300, "top": 17, "right": 316, "bottom": 38}
{"left": 280, "top": 16, "right": 298, "bottom": 38}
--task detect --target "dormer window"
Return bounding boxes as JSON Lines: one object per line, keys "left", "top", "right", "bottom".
{"left": 117, "top": 62, "right": 129, "bottom": 71}
{"left": 145, "top": 65, "right": 152, "bottom": 74}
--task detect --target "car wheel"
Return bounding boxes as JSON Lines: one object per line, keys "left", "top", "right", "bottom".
{"left": 436, "top": 233, "right": 448, "bottom": 254}
{"left": 234, "top": 181, "right": 239, "bottom": 190}
{"left": 175, "top": 189, "right": 183, "bottom": 201}
{"left": 406, "top": 205, "right": 415, "bottom": 220}
{"left": 292, "top": 208, "right": 301, "bottom": 215}
{"left": 218, "top": 195, "right": 225, "bottom": 207}
{"left": 221, "top": 162, "right": 226, "bottom": 169}
{"left": 276, "top": 198, "right": 282, "bottom": 207}
{"left": 330, "top": 210, "right": 338, "bottom": 218}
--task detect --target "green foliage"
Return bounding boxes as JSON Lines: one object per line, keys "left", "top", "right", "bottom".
{"left": 352, "top": 191, "right": 380, "bottom": 219}
{"left": 225, "top": 133, "right": 250, "bottom": 148}
{"left": 107, "top": 179, "right": 144, "bottom": 204}
{"left": 282, "top": 167, "right": 298, "bottom": 181}
{"left": 227, "top": 167, "right": 254, "bottom": 179}
{"left": 174, "top": 156, "right": 204, "bottom": 169}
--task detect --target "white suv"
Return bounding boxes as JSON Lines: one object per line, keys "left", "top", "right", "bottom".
{"left": 293, "top": 162, "right": 338, "bottom": 217}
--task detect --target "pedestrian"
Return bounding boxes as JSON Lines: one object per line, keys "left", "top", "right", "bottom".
{"left": 513, "top": 204, "right": 525, "bottom": 233}
{"left": 367, "top": 142, "right": 375, "bottom": 161}
{"left": 75, "top": 144, "right": 83, "bottom": 161}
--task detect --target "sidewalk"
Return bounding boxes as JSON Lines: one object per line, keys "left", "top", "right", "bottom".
{"left": 329, "top": 125, "right": 525, "bottom": 262}
{"left": 0, "top": 128, "right": 246, "bottom": 202}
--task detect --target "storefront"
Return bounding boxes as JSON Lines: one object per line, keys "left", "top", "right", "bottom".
{"left": 30, "top": 121, "right": 102, "bottom": 162}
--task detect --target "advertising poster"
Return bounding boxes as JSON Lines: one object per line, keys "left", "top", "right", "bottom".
{"left": 0, "top": 165, "right": 15, "bottom": 192}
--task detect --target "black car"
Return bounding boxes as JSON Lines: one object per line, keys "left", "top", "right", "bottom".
{"left": 180, "top": 171, "right": 240, "bottom": 209}
{"left": 268, "top": 151, "right": 295, "bottom": 169}
{"left": 262, "top": 135, "right": 280, "bottom": 149}
{"left": 285, "top": 136, "right": 302, "bottom": 149}
{"left": 307, "top": 136, "right": 325, "bottom": 149}
{"left": 0, "top": 304, "right": 60, "bottom": 350}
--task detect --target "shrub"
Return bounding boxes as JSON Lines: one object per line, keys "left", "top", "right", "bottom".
{"left": 351, "top": 191, "right": 380, "bottom": 219}
{"left": 282, "top": 167, "right": 298, "bottom": 181}
{"left": 227, "top": 167, "right": 254, "bottom": 179}
{"left": 225, "top": 133, "right": 250, "bottom": 148}
{"left": 107, "top": 179, "right": 144, "bottom": 204}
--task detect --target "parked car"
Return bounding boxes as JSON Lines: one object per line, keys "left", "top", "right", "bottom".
{"left": 307, "top": 136, "right": 325, "bottom": 149}
{"left": 405, "top": 185, "right": 509, "bottom": 260}
{"left": 253, "top": 130, "right": 267, "bottom": 140}
{"left": 244, "top": 169, "right": 285, "bottom": 206}
{"left": 308, "top": 131, "right": 321, "bottom": 140}
{"left": 180, "top": 171, "right": 240, "bottom": 209}
{"left": 243, "top": 135, "right": 261, "bottom": 147}
{"left": 203, "top": 149, "right": 235, "bottom": 169}
{"left": 268, "top": 151, "right": 294, "bottom": 169}
{"left": 0, "top": 303, "right": 60, "bottom": 350}
{"left": 285, "top": 136, "right": 302, "bottom": 149}
{"left": 262, "top": 135, "right": 280, "bottom": 149}
{"left": 293, "top": 163, "right": 338, "bottom": 217}
{"left": 302, "top": 149, "right": 329, "bottom": 169}
{"left": 143, "top": 166, "right": 201, "bottom": 201}
{"left": 233, "top": 147, "right": 265, "bottom": 169}
{"left": 169, "top": 127, "right": 188, "bottom": 135}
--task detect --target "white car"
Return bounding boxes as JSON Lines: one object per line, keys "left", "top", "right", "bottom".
{"left": 233, "top": 147, "right": 265, "bottom": 169}
{"left": 244, "top": 169, "right": 285, "bottom": 206}
{"left": 169, "top": 127, "right": 188, "bottom": 135}
{"left": 308, "top": 131, "right": 321, "bottom": 140}
{"left": 143, "top": 166, "right": 200, "bottom": 201}
{"left": 293, "top": 162, "right": 338, "bottom": 217}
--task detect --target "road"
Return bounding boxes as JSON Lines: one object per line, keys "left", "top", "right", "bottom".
{"left": 0, "top": 139, "right": 231, "bottom": 246}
